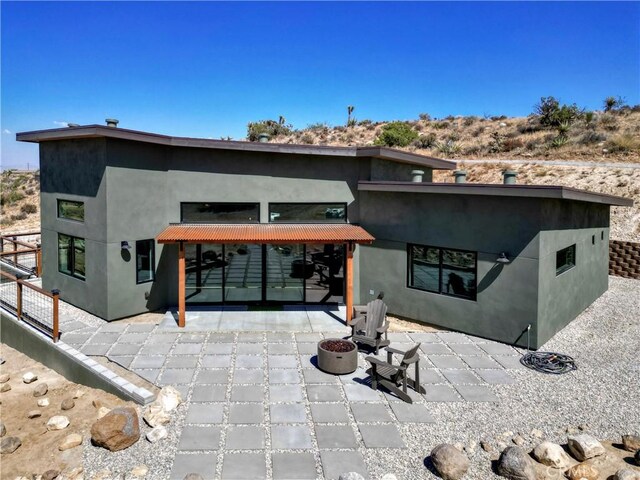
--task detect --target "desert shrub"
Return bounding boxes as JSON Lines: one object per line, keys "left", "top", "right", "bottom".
{"left": 603, "top": 96, "right": 627, "bottom": 112}
{"left": 346, "top": 117, "right": 357, "bottom": 128}
{"left": 413, "top": 123, "right": 424, "bottom": 132}
{"left": 300, "top": 134, "right": 314, "bottom": 144}
{"left": 344, "top": 132, "right": 355, "bottom": 142}
{"left": 358, "top": 119, "right": 372, "bottom": 126}
{"left": 374, "top": 122, "right": 419, "bottom": 147}
{"left": 21, "top": 203, "right": 37, "bottom": 214}
{"left": 413, "top": 133, "right": 437, "bottom": 149}
{"left": 525, "top": 140, "right": 539, "bottom": 151}
{"left": 418, "top": 113, "right": 431, "bottom": 121}
{"left": 578, "top": 131, "right": 607, "bottom": 145}
{"left": 334, "top": 126, "right": 346, "bottom": 133}
{"left": 517, "top": 121, "right": 542, "bottom": 134}
{"left": 247, "top": 119, "right": 292, "bottom": 141}
{"left": 11, "top": 213, "right": 27, "bottom": 221}
{"left": 502, "top": 138, "right": 524, "bottom": 151}
{"left": 365, "top": 123, "right": 376, "bottom": 131}
{"left": 463, "top": 116, "right": 477, "bottom": 126}
{"left": 489, "top": 132, "right": 504, "bottom": 153}
{"left": 436, "top": 140, "right": 461, "bottom": 156}
{"left": 550, "top": 135, "right": 569, "bottom": 149}
{"left": 605, "top": 134, "right": 640, "bottom": 153}
{"left": 432, "top": 121, "right": 450, "bottom": 130}
{"left": 463, "top": 144, "right": 481, "bottom": 155}
{"left": 0, "top": 191, "right": 25, "bottom": 206}
{"left": 444, "top": 115, "right": 455, "bottom": 122}
{"left": 534, "top": 96, "right": 582, "bottom": 128}
{"left": 308, "top": 122, "right": 329, "bottom": 131}
{"left": 24, "top": 188, "right": 34, "bottom": 196}
{"left": 447, "top": 132, "right": 461, "bottom": 142}
{"left": 584, "top": 111, "right": 595, "bottom": 124}
{"left": 599, "top": 113, "right": 619, "bottom": 131}
{"left": 473, "top": 126, "right": 486, "bottom": 136}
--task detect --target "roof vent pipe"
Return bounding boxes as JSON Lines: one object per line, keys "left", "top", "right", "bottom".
{"left": 258, "top": 133, "right": 270, "bottom": 143}
{"left": 411, "top": 169, "right": 424, "bottom": 182}
{"left": 503, "top": 170, "right": 517, "bottom": 185}
{"left": 105, "top": 118, "right": 119, "bottom": 128}
{"left": 67, "top": 123, "right": 80, "bottom": 128}
{"left": 453, "top": 170, "right": 467, "bottom": 184}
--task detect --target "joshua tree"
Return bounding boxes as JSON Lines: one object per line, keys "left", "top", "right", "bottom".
{"left": 278, "top": 115, "right": 286, "bottom": 126}
{"left": 603, "top": 96, "right": 627, "bottom": 112}
{"left": 347, "top": 105, "right": 355, "bottom": 127}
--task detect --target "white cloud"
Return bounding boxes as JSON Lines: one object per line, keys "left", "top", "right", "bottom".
{"left": 2, "top": 129, "right": 11, "bottom": 134}
{"left": 53, "top": 121, "right": 69, "bottom": 127}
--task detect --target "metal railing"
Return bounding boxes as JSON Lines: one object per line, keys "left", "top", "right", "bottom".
{"left": 0, "top": 270, "right": 60, "bottom": 342}
{"left": 0, "top": 231, "right": 42, "bottom": 277}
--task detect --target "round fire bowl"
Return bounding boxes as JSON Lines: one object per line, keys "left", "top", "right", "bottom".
{"left": 317, "top": 338, "right": 358, "bottom": 375}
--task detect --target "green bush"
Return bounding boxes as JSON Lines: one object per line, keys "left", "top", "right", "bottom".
{"left": 374, "top": 122, "right": 419, "bottom": 147}
{"left": 246, "top": 119, "right": 292, "bottom": 141}
{"left": 0, "top": 191, "right": 25, "bottom": 206}
{"left": 603, "top": 96, "right": 627, "bottom": 112}
{"left": 21, "top": 203, "right": 37, "bottom": 214}
{"left": 534, "top": 96, "right": 582, "bottom": 128}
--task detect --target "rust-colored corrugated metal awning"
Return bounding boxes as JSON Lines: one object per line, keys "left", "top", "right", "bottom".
{"left": 156, "top": 223, "right": 375, "bottom": 244}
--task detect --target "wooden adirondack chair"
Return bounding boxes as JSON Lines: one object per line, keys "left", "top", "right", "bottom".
{"left": 350, "top": 299, "right": 390, "bottom": 354}
{"left": 365, "top": 343, "right": 426, "bottom": 403}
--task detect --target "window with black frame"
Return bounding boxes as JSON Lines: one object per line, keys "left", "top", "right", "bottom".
{"left": 58, "top": 233, "right": 85, "bottom": 280}
{"left": 181, "top": 203, "right": 259, "bottom": 223}
{"left": 555, "top": 244, "right": 576, "bottom": 275}
{"left": 57, "top": 199, "right": 84, "bottom": 222}
{"left": 268, "top": 203, "right": 347, "bottom": 223}
{"left": 136, "top": 239, "right": 155, "bottom": 283}
{"left": 408, "top": 244, "right": 477, "bottom": 300}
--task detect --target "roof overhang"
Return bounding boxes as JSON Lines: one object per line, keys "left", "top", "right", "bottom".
{"left": 156, "top": 223, "right": 375, "bottom": 244}
{"left": 16, "top": 125, "right": 456, "bottom": 170}
{"left": 358, "top": 181, "right": 634, "bottom": 207}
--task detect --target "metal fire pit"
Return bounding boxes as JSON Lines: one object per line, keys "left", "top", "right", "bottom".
{"left": 317, "top": 338, "right": 358, "bottom": 374}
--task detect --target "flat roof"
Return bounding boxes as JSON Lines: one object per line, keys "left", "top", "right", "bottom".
{"left": 16, "top": 125, "right": 456, "bottom": 170}
{"left": 358, "top": 181, "right": 633, "bottom": 207}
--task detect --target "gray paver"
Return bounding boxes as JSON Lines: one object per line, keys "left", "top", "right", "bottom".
{"left": 271, "top": 425, "right": 313, "bottom": 449}
{"left": 165, "top": 355, "right": 198, "bottom": 369}
{"left": 236, "top": 355, "right": 263, "bottom": 368}
{"left": 428, "top": 355, "right": 467, "bottom": 369}
{"left": 310, "top": 403, "right": 349, "bottom": 423}
{"left": 315, "top": 425, "right": 357, "bottom": 448}
{"left": 202, "top": 355, "right": 232, "bottom": 368}
{"left": 302, "top": 368, "right": 340, "bottom": 384}
{"left": 295, "top": 333, "right": 323, "bottom": 342}
{"left": 196, "top": 369, "right": 229, "bottom": 384}
{"left": 131, "top": 356, "right": 166, "bottom": 369}
{"left": 493, "top": 355, "right": 526, "bottom": 370}
{"left": 270, "top": 385, "right": 304, "bottom": 402}
{"left": 61, "top": 333, "right": 92, "bottom": 345}
{"left": 479, "top": 342, "right": 519, "bottom": 356}
{"left": 225, "top": 426, "right": 265, "bottom": 449}
{"left": 135, "top": 369, "right": 160, "bottom": 384}
{"left": 269, "top": 369, "right": 300, "bottom": 384}
{"left": 171, "top": 453, "right": 217, "bottom": 480}
{"left": 191, "top": 384, "right": 227, "bottom": 402}
{"left": 81, "top": 344, "right": 111, "bottom": 356}
{"left": 350, "top": 403, "right": 393, "bottom": 423}
{"left": 147, "top": 333, "right": 179, "bottom": 344}
{"left": 296, "top": 342, "right": 318, "bottom": 354}
{"left": 408, "top": 368, "right": 444, "bottom": 384}
{"left": 208, "top": 333, "right": 236, "bottom": 343}
{"left": 358, "top": 424, "right": 405, "bottom": 448}
{"left": 229, "top": 403, "right": 264, "bottom": 424}
{"left": 476, "top": 369, "right": 516, "bottom": 384}
{"left": 424, "top": 384, "right": 461, "bottom": 402}
{"left": 178, "top": 426, "right": 221, "bottom": 451}
{"left": 268, "top": 355, "right": 298, "bottom": 369}
{"left": 127, "top": 324, "right": 156, "bottom": 332}
{"left": 185, "top": 403, "right": 224, "bottom": 424}
{"left": 158, "top": 368, "right": 194, "bottom": 385}
{"left": 408, "top": 332, "right": 441, "bottom": 343}
{"left": 306, "top": 384, "right": 342, "bottom": 402}
{"left": 139, "top": 343, "right": 173, "bottom": 355}
{"left": 231, "top": 385, "right": 264, "bottom": 402}
{"left": 97, "top": 324, "right": 127, "bottom": 333}
{"left": 238, "top": 332, "right": 264, "bottom": 342}
{"left": 88, "top": 332, "right": 121, "bottom": 344}
{"left": 389, "top": 402, "right": 436, "bottom": 423}
{"left": 109, "top": 343, "right": 141, "bottom": 356}
{"left": 178, "top": 333, "right": 206, "bottom": 343}
{"left": 455, "top": 385, "right": 500, "bottom": 402}
{"left": 233, "top": 368, "right": 264, "bottom": 384}
{"left": 419, "top": 343, "right": 451, "bottom": 355}
{"left": 268, "top": 343, "right": 296, "bottom": 355}
{"left": 460, "top": 354, "right": 501, "bottom": 369}
{"left": 221, "top": 452, "right": 266, "bottom": 480}
{"left": 267, "top": 332, "right": 293, "bottom": 343}
{"left": 237, "top": 343, "right": 263, "bottom": 355}
{"left": 109, "top": 355, "right": 134, "bottom": 369}
{"left": 172, "top": 343, "right": 203, "bottom": 355}
{"left": 437, "top": 332, "right": 472, "bottom": 343}
{"left": 204, "top": 343, "right": 234, "bottom": 354}
{"left": 118, "top": 333, "right": 149, "bottom": 344}
{"left": 441, "top": 369, "right": 483, "bottom": 385}
{"left": 448, "top": 342, "right": 483, "bottom": 355}
{"left": 272, "top": 452, "right": 317, "bottom": 480}
{"left": 343, "top": 384, "right": 383, "bottom": 402}
{"left": 270, "top": 403, "right": 307, "bottom": 423}
{"left": 320, "top": 451, "right": 369, "bottom": 480}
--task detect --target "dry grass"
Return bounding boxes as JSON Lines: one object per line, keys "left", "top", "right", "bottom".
{"left": 1, "top": 170, "right": 41, "bottom": 232}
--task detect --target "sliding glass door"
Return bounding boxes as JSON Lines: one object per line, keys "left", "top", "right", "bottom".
{"left": 265, "top": 244, "right": 305, "bottom": 302}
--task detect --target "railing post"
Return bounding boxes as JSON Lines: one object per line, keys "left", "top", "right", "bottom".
{"left": 36, "top": 243, "right": 42, "bottom": 277}
{"left": 16, "top": 279, "right": 23, "bottom": 321}
{"left": 51, "top": 289, "right": 60, "bottom": 343}
{"left": 12, "top": 236, "right": 17, "bottom": 266}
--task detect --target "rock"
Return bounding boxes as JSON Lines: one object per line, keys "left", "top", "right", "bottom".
{"left": 530, "top": 429, "right": 543, "bottom": 438}
{"left": 338, "top": 474, "right": 365, "bottom": 480}
{"left": 1, "top": 383, "right": 11, "bottom": 392}
{"left": 59, "top": 466, "right": 83, "bottom": 480}
{"left": 502, "top": 431, "right": 514, "bottom": 438}
{"left": 155, "top": 386, "right": 183, "bottom": 412}
{"left": 565, "top": 463, "right": 599, "bottom": 480}
{"left": 532, "top": 441, "right": 573, "bottom": 470}
{"left": 145, "top": 426, "right": 168, "bottom": 443}
{"left": 466, "top": 440, "right": 477, "bottom": 453}
{"left": 27, "top": 410, "right": 42, "bottom": 419}
{"left": 481, "top": 440, "right": 493, "bottom": 452}
{"left": 91, "top": 469, "right": 113, "bottom": 480}
{"left": 622, "top": 435, "right": 640, "bottom": 452}
{"left": 499, "top": 122, "right": 507, "bottom": 127}
{"left": 566, "top": 426, "right": 579, "bottom": 435}
{"left": 497, "top": 441, "right": 508, "bottom": 451}
{"left": 567, "top": 434, "right": 605, "bottom": 461}
{"left": 58, "top": 433, "right": 82, "bottom": 451}
{"left": 129, "top": 465, "right": 149, "bottom": 478}
{"left": 47, "top": 416, "right": 70, "bottom": 431}
{"left": 22, "top": 372, "right": 38, "bottom": 384}
{"left": 0, "top": 422, "right": 5, "bottom": 437}
{"left": 61, "top": 399, "right": 75, "bottom": 411}
{"left": 512, "top": 435, "right": 525, "bottom": 446}
{"left": 43, "top": 470, "right": 60, "bottom": 480}
{"left": 0, "top": 373, "right": 9, "bottom": 383}
{"left": 92, "top": 399, "right": 103, "bottom": 409}
{"left": 97, "top": 407, "right": 111, "bottom": 419}
{"left": 90, "top": 406, "right": 140, "bottom": 452}
{"left": 73, "top": 389, "right": 85, "bottom": 399}
{"left": 614, "top": 469, "right": 640, "bottom": 480}
{"left": 381, "top": 475, "right": 398, "bottom": 480}
{"left": 143, "top": 405, "right": 170, "bottom": 428}
{"left": 430, "top": 443, "right": 470, "bottom": 480}
{"left": 33, "top": 383, "right": 48, "bottom": 397}
{"left": 496, "top": 446, "right": 536, "bottom": 480}
{"left": 182, "top": 475, "right": 204, "bottom": 480}
{"left": 0, "top": 436, "right": 21, "bottom": 454}
{"left": 38, "top": 398, "right": 50, "bottom": 407}
{"left": 635, "top": 450, "right": 640, "bottom": 466}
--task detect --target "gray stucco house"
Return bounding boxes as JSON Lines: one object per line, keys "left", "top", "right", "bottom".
{"left": 17, "top": 122, "right": 633, "bottom": 348}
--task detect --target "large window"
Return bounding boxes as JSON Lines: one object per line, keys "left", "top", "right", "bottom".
{"left": 181, "top": 203, "right": 259, "bottom": 223}
{"left": 408, "top": 244, "right": 477, "bottom": 300}
{"left": 136, "top": 239, "right": 155, "bottom": 284}
{"left": 556, "top": 244, "right": 576, "bottom": 276}
{"left": 57, "top": 200, "right": 84, "bottom": 222}
{"left": 268, "top": 203, "right": 347, "bottom": 223}
{"left": 58, "top": 234, "right": 85, "bottom": 280}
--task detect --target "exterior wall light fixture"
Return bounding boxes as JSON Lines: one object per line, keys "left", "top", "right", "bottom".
{"left": 496, "top": 252, "right": 510, "bottom": 264}
{"left": 121, "top": 241, "right": 132, "bottom": 250}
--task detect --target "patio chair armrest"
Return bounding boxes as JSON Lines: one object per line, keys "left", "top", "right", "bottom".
{"left": 350, "top": 315, "right": 366, "bottom": 327}
{"left": 376, "top": 321, "right": 390, "bottom": 333}
{"left": 365, "top": 356, "right": 407, "bottom": 371}
{"left": 385, "top": 346, "right": 406, "bottom": 355}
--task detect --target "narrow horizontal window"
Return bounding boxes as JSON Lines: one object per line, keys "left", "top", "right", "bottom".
{"left": 556, "top": 244, "right": 576, "bottom": 276}
{"left": 268, "top": 203, "right": 347, "bottom": 223}
{"left": 181, "top": 203, "right": 259, "bottom": 223}
{"left": 57, "top": 199, "right": 84, "bottom": 222}
{"left": 136, "top": 239, "right": 155, "bottom": 284}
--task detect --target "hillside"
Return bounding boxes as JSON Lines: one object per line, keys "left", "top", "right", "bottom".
{"left": 0, "top": 170, "right": 40, "bottom": 233}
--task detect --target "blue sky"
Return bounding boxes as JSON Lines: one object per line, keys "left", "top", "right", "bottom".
{"left": 2, "top": 1, "right": 639, "bottom": 168}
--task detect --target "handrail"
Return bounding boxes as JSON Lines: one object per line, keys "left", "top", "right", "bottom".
{"left": 0, "top": 231, "right": 42, "bottom": 277}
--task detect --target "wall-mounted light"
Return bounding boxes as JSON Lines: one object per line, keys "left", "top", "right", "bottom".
{"left": 121, "top": 241, "right": 132, "bottom": 250}
{"left": 496, "top": 252, "right": 510, "bottom": 264}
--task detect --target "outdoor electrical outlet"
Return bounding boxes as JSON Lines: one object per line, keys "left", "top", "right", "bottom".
{"left": 369, "top": 289, "right": 375, "bottom": 295}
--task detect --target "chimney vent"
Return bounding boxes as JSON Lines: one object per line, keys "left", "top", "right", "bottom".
{"left": 411, "top": 169, "right": 425, "bottom": 182}
{"left": 453, "top": 170, "right": 467, "bottom": 184}
{"left": 503, "top": 170, "right": 517, "bottom": 185}
{"left": 258, "top": 133, "right": 270, "bottom": 143}
{"left": 105, "top": 118, "right": 119, "bottom": 128}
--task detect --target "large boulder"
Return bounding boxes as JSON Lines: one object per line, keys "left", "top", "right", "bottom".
{"left": 496, "top": 446, "right": 536, "bottom": 480}
{"left": 532, "top": 441, "right": 574, "bottom": 469}
{"left": 155, "top": 386, "right": 183, "bottom": 412}
{"left": 567, "top": 434, "right": 605, "bottom": 461}
{"left": 614, "top": 469, "right": 640, "bottom": 480}
{"left": 91, "top": 407, "right": 140, "bottom": 452}
{"left": 0, "top": 436, "right": 21, "bottom": 454}
{"left": 143, "top": 404, "right": 170, "bottom": 428}
{"left": 565, "top": 464, "right": 599, "bottom": 480}
{"left": 622, "top": 435, "right": 640, "bottom": 452}
{"left": 430, "top": 443, "right": 470, "bottom": 480}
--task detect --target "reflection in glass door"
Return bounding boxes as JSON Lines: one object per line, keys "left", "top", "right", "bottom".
{"left": 266, "top": 244, "right": 305, "bottom": 302}
{"left": 224, "top": 244, "right": 262, "bottom": 302}
{"left": 185, "top": 244, "right": 224, "bottom": 303}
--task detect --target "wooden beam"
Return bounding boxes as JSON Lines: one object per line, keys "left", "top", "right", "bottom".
{"left": 178, "top": 241, "right": 186, "bottom": 328}
{"left": 346, "top": 242, "right": 354, "bottom": 323}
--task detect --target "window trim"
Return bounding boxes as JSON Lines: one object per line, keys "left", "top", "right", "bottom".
{"left": 555, "top": 244, "right": 576, "bottom": 276}
{"left": 267, "top": 202, "right": 348, "bottom": 223}
{"left": 58, "top": 233, "right": 86, "bottom": 281}
{"left": 407, "top": 243, "right": 478, "bottom": 301}
{"left": 57, "top": 199, "right": 85, "bottom": 223}
{"left": 180, "top": 202, "right": 260, "bottom": 224}
{"left": 135, "top": 239, "right": 155, "bottom": 284}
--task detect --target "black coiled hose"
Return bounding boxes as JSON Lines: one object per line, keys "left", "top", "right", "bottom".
{"left": 520, "top": 351, "right": 577, "bottom": 374}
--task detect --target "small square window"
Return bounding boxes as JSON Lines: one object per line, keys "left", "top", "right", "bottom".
{"left": 136, "top": 239, "right": 155, "bottom": 284}
{"left": 556, "top": 244, "right": 576, "bottom": 276}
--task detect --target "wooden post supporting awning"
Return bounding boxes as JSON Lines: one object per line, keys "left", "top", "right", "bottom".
{"left": 157, "top": 223, "right": 374, "bottom": 328}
